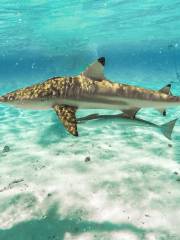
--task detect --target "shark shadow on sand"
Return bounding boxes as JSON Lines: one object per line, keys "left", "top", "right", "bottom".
{"left": 0, "top": 203, "right": 174, "bottom": 240}
{"left": 0, "top": 204, "right": 176, "bottom": 240}
{"left": 37, "top": 115, "right": 68, "bottom": 147}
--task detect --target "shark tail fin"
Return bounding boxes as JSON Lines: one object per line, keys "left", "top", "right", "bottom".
{"left": 160, "top": 119, "right": 178, "bottom": 140}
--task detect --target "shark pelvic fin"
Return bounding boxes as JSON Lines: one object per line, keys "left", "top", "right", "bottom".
{"left": 82, "top": 57, "right": 105, "bottom": 81}
{"left": 160, "top": 118, "right": 178, "bottom": 140}
{"left": 157, "top": 109, "right": 167, "bottom": 116}
{"left": 53, "top": 104, "right": 78, "bottom": 136}
{"left": 121, "top": 108, "right": 140, "bottom": 119}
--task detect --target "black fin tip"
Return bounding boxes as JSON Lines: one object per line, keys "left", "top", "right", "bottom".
{"left": 98, "top": 57, "right": 105, "bottom": 66}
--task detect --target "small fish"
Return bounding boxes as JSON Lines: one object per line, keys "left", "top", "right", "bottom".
{"left": 0, "top": 57, "right": 179, "bottom": 136}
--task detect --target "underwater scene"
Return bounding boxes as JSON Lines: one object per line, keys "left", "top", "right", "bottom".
{"left": 0, "top": 1, "right": 180, "bottom": 239}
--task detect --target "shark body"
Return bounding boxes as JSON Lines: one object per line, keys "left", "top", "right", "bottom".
{"left": 77, "top": 113, "right": 178, "bottom": 140}
{"left": 0, "top": 57, "right": 179, "bottom": 136}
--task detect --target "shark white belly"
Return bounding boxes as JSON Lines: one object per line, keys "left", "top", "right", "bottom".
{"left": 3, "top": 92, "right": 180, "bottom": 111}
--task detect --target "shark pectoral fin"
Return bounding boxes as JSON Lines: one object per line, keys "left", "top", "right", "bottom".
{"left": 82, "top": 57, "right": 105, "bottom": 81}
{"left": 160, "top": 118, "right": 178, "bottom": 140}
{"left": 53, "top": 104, "right": 78, "bottom": 136}
{"left": 122, "top": 108, "right": 140, "bottom": 119}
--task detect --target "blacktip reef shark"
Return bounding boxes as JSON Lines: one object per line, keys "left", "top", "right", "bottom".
{"left": 0, "top": 57, "right": 179, "bottom": 136}
{"left": 77, "top": 113, "right": 177, "bottom": 140}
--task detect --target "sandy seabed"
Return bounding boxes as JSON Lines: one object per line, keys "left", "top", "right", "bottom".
{"left": 0, "top": 106, "right": 180, "bottom": 240}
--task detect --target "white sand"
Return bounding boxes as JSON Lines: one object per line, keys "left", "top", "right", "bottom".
{"left": 0, "top": 105, "right": 180, "bottom": 240}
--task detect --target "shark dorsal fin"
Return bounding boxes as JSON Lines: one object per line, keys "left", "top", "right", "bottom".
{"left": 82, "top": 57, "right": 105, "bottom": 81}
{"left": 122, "top": 108, "right": 140, "bottom": 119}
{"left": 159, "top": 84, "right": 172, "bottom": 95}
{"left": 157, "top": 84, "right": 172, "bottom": 116}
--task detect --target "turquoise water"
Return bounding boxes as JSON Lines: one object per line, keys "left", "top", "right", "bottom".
{"left": 0, "top": 1, "right": 180, "bottom": 240}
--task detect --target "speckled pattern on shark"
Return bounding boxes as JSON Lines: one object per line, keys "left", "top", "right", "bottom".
{"left": 53, "top": 104, "right": 78, "bottom": 136}
{"left": 0, "top": 76, "right": 97, "bottom": 102}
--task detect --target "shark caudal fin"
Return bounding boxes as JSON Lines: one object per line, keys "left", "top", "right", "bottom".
{"left": 160, "top": 118, "right": 178, "bottom": 140}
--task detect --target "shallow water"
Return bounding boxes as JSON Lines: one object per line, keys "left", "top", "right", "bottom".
{"left": 0, "top": 1, "right": 180, "bottom": 240}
